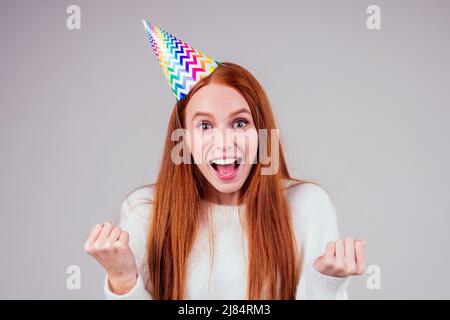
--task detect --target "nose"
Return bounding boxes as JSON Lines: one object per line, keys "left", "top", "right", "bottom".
{"left": 211, "top": 128, "right": 237, "bottom": 157}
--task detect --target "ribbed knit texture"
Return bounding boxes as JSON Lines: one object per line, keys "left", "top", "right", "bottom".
{"left": 104, "top": 180, "right": 350, "bottom": 300}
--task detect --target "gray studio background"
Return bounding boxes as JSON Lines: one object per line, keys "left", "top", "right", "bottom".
{"left": 1, "top": 0, "right": 449, "bottom": 299}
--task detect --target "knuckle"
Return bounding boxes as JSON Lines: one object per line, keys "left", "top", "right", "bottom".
{"left": 344, "top": 262, "right": 355, "bottom": 273}
{"left": 113, "top": 241, "right": 125, "bottom": 250}
{"left": 335, "top": 260, "right": 344, "bottom": 270}
{"left": 103, "top": 241, "right": 113, "bottom": 250}
{"left": 357, "top": 239, "right": 365, "bottom": 247}
{"left": 323, "top": 257, "right": 334, "bottom": 268}
{"left": 344, "top": 237, "right": 354, "bottom": 244}
{"left": 91, "top": 242, "right": 99, "bottom": 251}
{"left": 94, "top": 242, "right": 106, "bottom": 252}
{"left": 84, "top": 242, "right": 91, "bottom": 253}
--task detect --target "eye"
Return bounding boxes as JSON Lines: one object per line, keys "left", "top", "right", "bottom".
{"left": 197, "top": 121, "right": 212, "bottom": 130}
{"left": 232, "top": 118, "right": 249, "bottom": 129}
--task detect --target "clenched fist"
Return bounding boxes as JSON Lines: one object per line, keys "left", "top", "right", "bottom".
{"left": 313, "top": 237, "right": 366, "bottom": 278}
{"left": 84, "top": 222, "right": 138, "bottom": 294}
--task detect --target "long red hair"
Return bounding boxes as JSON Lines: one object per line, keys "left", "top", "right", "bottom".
{"left": 144, "top": 62, "right": 313, "bottom": 299}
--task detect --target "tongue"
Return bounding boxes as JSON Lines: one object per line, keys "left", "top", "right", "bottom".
{"left": 216, "top": 164, "right": 235, "bottom": 175}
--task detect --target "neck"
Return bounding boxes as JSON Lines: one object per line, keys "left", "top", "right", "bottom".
{"left": 205, "top": 189, "right": 241, "bottom": 206}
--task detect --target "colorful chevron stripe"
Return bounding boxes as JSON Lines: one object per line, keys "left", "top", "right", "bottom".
{"left": 142, "top": 20, "right": 220, "bottom": 101}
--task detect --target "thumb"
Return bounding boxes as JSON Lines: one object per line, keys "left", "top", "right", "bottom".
{"left": 323, "top": 241, "right": 336, "bottom": 258}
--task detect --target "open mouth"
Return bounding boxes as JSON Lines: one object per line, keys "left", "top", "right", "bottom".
{"left": 209, "top": 157, "right": 243, "bottom": 180}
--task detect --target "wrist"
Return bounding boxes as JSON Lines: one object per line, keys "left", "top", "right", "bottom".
{"left": 108, "top": 271, "right": 138, "bottom": 295}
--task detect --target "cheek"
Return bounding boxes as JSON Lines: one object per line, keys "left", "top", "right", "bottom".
{"left": 248, "top": 131, "right": 259, "bottom": 162}
{"left": 238, "top": 129, "right": 259, "bottom": 163}
{"left": 184, "top": 129, "right": 193, "bottom": 156}
{"left": 184, "top": 128, "right": 197, "bottom": 160}
{"left": 190, "top": 132, "right": 212, "bottom": 164}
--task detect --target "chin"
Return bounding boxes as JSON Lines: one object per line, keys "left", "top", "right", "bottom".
{"left": 209, "top": 180, "right": 243, "bottom": 194}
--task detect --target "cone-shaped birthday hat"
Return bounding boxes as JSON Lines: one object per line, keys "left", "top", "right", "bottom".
{"left": 142, "top": 20, "right": 220, "bottom": 101}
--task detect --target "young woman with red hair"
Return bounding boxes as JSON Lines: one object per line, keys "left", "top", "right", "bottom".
{"left": 84, "top": 62, "right": 366, "bottom": 300}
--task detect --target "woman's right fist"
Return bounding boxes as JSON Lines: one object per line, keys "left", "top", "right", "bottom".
{"left": 84, "top": 222, "right": 138, "bottom": 294}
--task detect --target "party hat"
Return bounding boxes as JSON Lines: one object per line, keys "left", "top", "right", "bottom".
{"left": 142, "top": 20, "right": 220, "bottom": 101}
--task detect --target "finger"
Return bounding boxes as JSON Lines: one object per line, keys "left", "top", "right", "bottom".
{"left": 108, "top": 227, "right": 122, "bottom": 242}
{"left": 95, "top": 222, "right": 114, "bottom": 245}
{"left": 344, "top": 237, "right": 355, "bottom": 262}
{"left": 355, "top": 240, "right": 366, "bottom": 275}
{"left": 324, "top": 241, "right": 336, "bottom": 258}
{"left": 118, "top": 231, "right": 129, "bottom": 245}
{"left": 335, "top": 239, "right": 345, "bottom": 259}
{"left": 86, "top": 224, "right": 103, "bottom": 246}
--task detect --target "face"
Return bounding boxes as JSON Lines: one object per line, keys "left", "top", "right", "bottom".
{"left": 184, "top": 82, "right": 258, "bottom": 199}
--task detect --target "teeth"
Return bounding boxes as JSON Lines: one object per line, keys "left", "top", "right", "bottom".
{"left": 211, "top": 158, "right": 236, "bottom": 165}
{"left": 209, "top": 157, "right": 244, "bottom": 165}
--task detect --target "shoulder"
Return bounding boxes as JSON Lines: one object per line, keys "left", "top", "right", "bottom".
{"left": 283, "top": 178, "right": 337, "bottom": 225}
{"left": 122, "top": 184, "right": 156, "bottom": 211}
{"left": 283, "top": 179, "right": 341, "bottom": 250}
{"left": 117, "top": 184, "right": 156, "bottom": 268}
{"left": 119, "top": 183, "right": 156, "bottom": 228}
{"left": 283, "top": 179, "right": 332, "bottom": 206}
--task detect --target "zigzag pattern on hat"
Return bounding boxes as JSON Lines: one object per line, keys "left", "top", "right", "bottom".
{"left": 142, "top": 20, "right": 220, "bottom": 101}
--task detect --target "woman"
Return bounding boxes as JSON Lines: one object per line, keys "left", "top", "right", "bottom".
{"left": 84, "top": 22, "right": 365, "bottom": 300}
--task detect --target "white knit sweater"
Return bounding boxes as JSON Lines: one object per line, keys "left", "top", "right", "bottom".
{"left": 104, "top": 180, "right": 350, "bottom": 299}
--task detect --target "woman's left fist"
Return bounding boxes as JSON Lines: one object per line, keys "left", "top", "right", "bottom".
{"left": 313, "top": 238, "right": 366, "bottom": 278}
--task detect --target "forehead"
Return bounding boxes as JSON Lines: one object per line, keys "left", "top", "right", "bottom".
{"left": 185, "top": 83, "right": 250, "bottom": 119}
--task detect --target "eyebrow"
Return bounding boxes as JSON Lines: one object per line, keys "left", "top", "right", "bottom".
{"left": 192, "top": 108, "right": 252, "bottom": 120}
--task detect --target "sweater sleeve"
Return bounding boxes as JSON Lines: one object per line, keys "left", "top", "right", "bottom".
{"left": 293, "top": 183, "right": 350, "bottom": 300}
{"left": 104, "top": 273, "right": 151, "bottom": 300}
{"left": 103, "top": 193, "right": 154, "bottom": 300}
